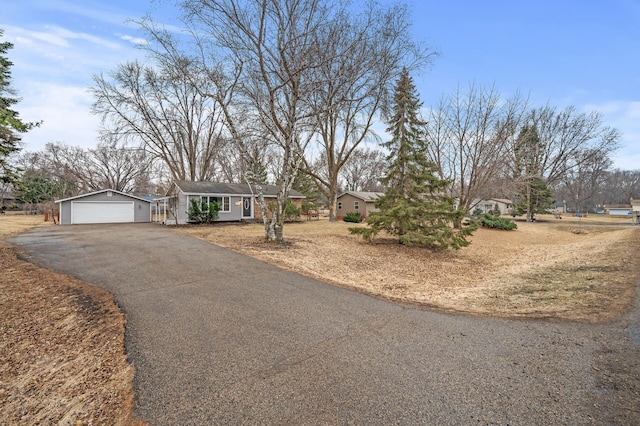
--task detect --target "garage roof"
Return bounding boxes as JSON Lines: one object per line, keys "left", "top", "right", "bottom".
{"left": 55, "top": 189, "right": 153, "bottom": 204}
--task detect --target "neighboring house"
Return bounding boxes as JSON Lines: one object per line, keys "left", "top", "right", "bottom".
{"left": 470, "top": 198, "right": 513, "bottom": 215}
{"left": 632, "top": 199, "right": 640, "bottom": 224}
{"left": 336, "top": 191, "right": 384, "bottom": 220}
{"left": 607, "top": 204, "right": 632, "bottom": 217}
{"left": 164, "top": 181, "right": 305, "bottom": 225}
{"left": 1, "top": 190, "right": 16, "bottom": 209}
{"left": 56, "top": 189, "right": 152, "bottom": 225}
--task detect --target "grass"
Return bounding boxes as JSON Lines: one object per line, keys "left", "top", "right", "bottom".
{"left": 178, "top": 214, "right": 640, "bottom": 322}
{"left": 0, "top": 215, "right": 141, "bottom": 425}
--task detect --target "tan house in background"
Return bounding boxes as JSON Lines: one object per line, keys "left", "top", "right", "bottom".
{"left": 632, "top": 199, "right": 640, "bottom": 224}
{"left": 336, "top": 191, "right": 384, "bottom": 220}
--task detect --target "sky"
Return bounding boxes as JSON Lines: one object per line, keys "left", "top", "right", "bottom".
{"left": 2, "top": 0, "right": 639, "bottom": 170}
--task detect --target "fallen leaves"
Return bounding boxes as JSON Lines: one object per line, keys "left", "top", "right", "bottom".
{"left": 0, "top": 242, "right": 142, "bottom": 425}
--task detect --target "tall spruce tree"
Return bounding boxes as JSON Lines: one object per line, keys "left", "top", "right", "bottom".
{"left": 513, "top": 125, "right": 553, "bottom": 221}
{"left": 1, "top": 30, "right": 36, "bottom": 184}
{"left": 350, "top": 68, "right": 474, "bottom": 249}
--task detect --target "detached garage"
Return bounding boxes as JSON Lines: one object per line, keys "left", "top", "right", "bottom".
{"left": 56, "top": 189, "right": 152, "bottom": 225}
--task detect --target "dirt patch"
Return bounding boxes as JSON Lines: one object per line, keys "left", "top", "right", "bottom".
{"left": 178, "top": 216, "right": 640, "bottom": 322}
{"left": 0, "top": 216, "right": 142, "bottom": 425}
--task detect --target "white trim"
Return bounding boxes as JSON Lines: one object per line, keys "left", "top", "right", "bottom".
{"left": 56, "top": 188, "right": 152, "bottom": 204}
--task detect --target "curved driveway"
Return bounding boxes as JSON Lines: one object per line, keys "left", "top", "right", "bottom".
{"left": 10, "top": 224, "right": 640, "bottom": 424}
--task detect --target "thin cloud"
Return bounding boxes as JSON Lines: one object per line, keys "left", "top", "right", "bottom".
{"left": 3, "top": 25, "right": 121, "bottom": 50}
{"left": 33, "top": 0, "right": 136, "bottom": 27}
{"left": 118, "top": 34, "right": 149, "bottom": 46}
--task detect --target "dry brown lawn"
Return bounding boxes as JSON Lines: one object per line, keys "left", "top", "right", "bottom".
{"left": 0, "top": 215, "right": 141, "bottom": 425}
{"left": 179, "top": 214, "right": 640, "bottom": 322}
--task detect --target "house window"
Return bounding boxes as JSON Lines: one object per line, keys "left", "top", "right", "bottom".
{"left": 191, "top": 195, "right": 231, "bottom": 212}
{"left": 338, "top": 201, "right": 342, "bottom": 210}
{"left": 211, "top": 196, "right": 231, "bottom": 212}
{"left": 354, "top": 201, "right": 359, "bottom": 210}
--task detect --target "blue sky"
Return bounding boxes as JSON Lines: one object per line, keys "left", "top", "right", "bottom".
{"left": 2, "top": 0, "right": 639, "bottom": 169}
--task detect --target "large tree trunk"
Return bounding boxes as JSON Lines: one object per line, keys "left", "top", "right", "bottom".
{"left": 327, "top": 174, "right": 339, "bottom": 222}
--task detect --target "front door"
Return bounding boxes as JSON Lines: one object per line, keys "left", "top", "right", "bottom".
{"left": 242, "top": 197, "right": 252, "bottom": 218}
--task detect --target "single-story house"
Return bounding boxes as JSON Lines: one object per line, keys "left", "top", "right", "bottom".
{"left": 336, "top": 191, "right": 384, "bottom": 220}
{"left": 163, "top": 181, "right": 305, "bottom": 225}
{"left": 606, "top": 204, "right": 632, "bottom": 217}
{"left": 470, "top": 198, "right": 513, "bottom": 215}
{"left": 56, "top": 189, "right": 152, "bottom": 225}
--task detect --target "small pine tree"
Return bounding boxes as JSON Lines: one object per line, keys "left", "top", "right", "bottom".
{"left": 292, "top": 167, "right": 322, "bottom": 211}
{"left": 246, "top": 156, "right": 269, "bottom": 185}
{"left": 350, "top": 69, "right": 475, "bottom": 249}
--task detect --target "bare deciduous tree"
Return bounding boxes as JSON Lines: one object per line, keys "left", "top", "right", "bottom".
{"left": 303, "top": 2, "right": 432, "bottom": 221}
{"left": 182, "top": 0, "right": 333, "bottom": 242}
{"left": 594, "top": 169, "right": 640, "bottom": 207}
{"left": 510, "top": 106, "right": 620, "bottom": 220}
{"left": 555, "top": 149, "right": 612, "bottom": 213}
{"left": 425, "top": 84, "right": 528, "bottom": 224}
{"left": 521, "top": 105, "right": 620, "bottom": 185}
{"left": 91, "top": 60, "right": 228, "bottom": 182}
{"left": 338, "top": 147, "right": 386, "bottom": 192}
{"left": 23, "top": 141, "right": 154, "bottom": 195}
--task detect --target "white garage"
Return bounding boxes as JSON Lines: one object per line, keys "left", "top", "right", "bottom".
{"left": 56, "top": 189, "right": 152, "bottom": 225}
{"left": 71, "top": 201, "right": 134, "bottom": 224}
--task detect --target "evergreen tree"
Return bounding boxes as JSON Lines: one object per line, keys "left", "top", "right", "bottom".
{"left": 350, "top": 69, "right": 474, "bottom": 249}
{"left": 1, "top": 30, "right": 37, "bottom": 184}
{"left": 513, "top": 125, "right": 552, "bottom": 221}
{"left": 292, "top": 167, "right": 322, "bottom": 211}
{"left": 514, "top": 176, "right": 553, "bottom": 219}
{"left": 246, "top": 153, "right": 269, "bottom": 186}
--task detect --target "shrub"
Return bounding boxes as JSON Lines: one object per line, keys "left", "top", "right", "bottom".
{"left": 267, "top": 200, "right": 301, "bottom": 222}
{"left": 188, "top": 199, "right": 220, "bottom": 224}
{"left": 343, "top": 212, "right": 362, "bottom": 223}
{"left": 479, "top": 214, "right": 517, "bottom": 230}
{"left": 284, "top": 201, "right": 301, "bottom": 222}
{"left": 472, "top": 207, "right": 484, "bottom": 217}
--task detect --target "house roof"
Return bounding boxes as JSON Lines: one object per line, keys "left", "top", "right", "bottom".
{"left": 606, "top": 204, "right": 631, "bottom": 209}
{"left": 471, "top": 198, "right": 512, "bottom": 205}
{"left": 55, "top": 189, "right": 153, "bottom": 204}
{"left": 174, "top": 181, "right": 305, "bottom": 198}
{"left": 487, "top": 198, "right": 512, "bottom": 204}
{"left": 338, "top": 191, "right": 384, "bottom": 202}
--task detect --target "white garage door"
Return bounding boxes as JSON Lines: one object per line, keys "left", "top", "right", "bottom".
{"left": 71, "top": 201, "right": 135, "bottom": 224}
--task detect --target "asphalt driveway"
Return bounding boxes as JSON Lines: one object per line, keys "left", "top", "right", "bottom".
{"left": 10, "top": 224, "right": 640, "bottom": 424}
